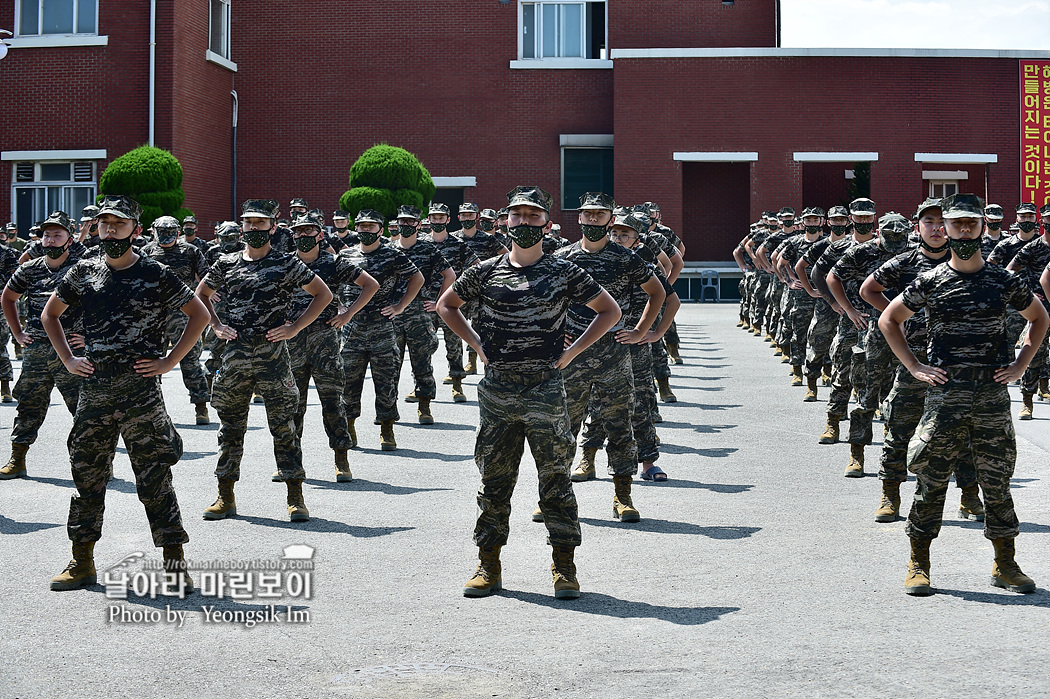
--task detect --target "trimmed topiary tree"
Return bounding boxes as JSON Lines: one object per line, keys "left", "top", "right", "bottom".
{"left": 99, "top": 146, "right": 190, "bottom": 228}
{"left": 339, "top": 144, "right": 436, "bottom": 223}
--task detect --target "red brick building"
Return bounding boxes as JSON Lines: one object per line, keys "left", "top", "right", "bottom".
{"left": 1, "top": 1, "right": 1047, "bottom": 264}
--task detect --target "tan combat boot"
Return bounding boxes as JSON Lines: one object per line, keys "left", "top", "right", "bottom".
{"left": 203, "top": 479, "right": 237, "bottom": 520}
{"left": 791, "top": 365, "right": 803, "bottom": 387}
{"left": 570, "top": 447, "right": 598, "bottom": 482}
{"left": 286, "top": 480, "right": 310, "bottom": 522}
{"left": 50, "top": 541, "right": 97, "bottom": 591}
{"left": 442, "top": 374, "right": 454, "bottom": 385}
{"left": 1019, "top": 392, "right": 1034, "bottom": 420}
{"left": 818, "top": 416, "right": 839, "bottom": 444}
{"left": 194, "top": 402, "right": 210, "bottom": 426}
{"left": 464, "top": 349, "right": 477, "bottom": 375}
{"left": 612, "top": 474, "right": 640, "bottom": 522}
{"left": 990, "top": 538, "right": 1036, "bottom": 593}
{"left": 1039, "top": 378, "right": 1050, "bottom": 401}
{"left": 874, "top": 480, "right": 901, "bottom": 523}
{"left": 804, "top": 374, "right": 818, "bottom": 402}
{"left": 656, "top": 377, "right": 677, "bottom": 403}
{"left": 780, "top": 345, "right": 791, "bottom": 364}
{"left": 380, "top": 420, "right": 397, "bottom": 451}
{"left": 1, "top": 379, "right": 12, "bottom": 403}
{"left": 822, "top": 363, "right": 833, "bottom": 386}
{"left": 844, "top": 443, "right": 864, "bottom": 478}
{"left": 666, "top": 342, "right": 683, "bottom": 365}
{"left": 0, "top": 442, "right": 29, "bottom": 479}
{"left": 772, "top": 344, "right": 783, "bottom": 357}
{"left": 451, "top": 378, "right": 467, "bottom": 403}
{"left": 163, "top": 544, "right": 194, "bottom": 595}
{"left": 405, "top": 391, "right": 418, "bottom": 404}
{"left": 334, "top": 449, "right": 352, "bottom": 483}
{"left": 417, "top": 398, "right": 434, "bottom": 425}
{"left": 347, "top": 418, "right": 358, "bottom": 448}
{"left": 551, "top": 546, "right": 581, "bottom": 599}
{"left": 531, "top": 506, "right": 544, "bottom": 522}
{"left": 463, "top": 545, "right": 502, "bottom": 597}
{"left": 958, "top": 485, "right": 984, "bottom": 521}
{"left": 904, "top": 537, "right": 932, "bottom": 596}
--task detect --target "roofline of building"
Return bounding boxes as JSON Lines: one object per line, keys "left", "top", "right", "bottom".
{"left": 611, "top": 47, "right": 1050, "bottom": 60}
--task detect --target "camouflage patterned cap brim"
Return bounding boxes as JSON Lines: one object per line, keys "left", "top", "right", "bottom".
{"left": 1041, "top": 204, "right": 1050, "bottom": 216}
{"left": 579, "top": 192, "right": 616, "bottom": 211}
{"left": 40, "top": 210, "right": 74, "bottom": 233}
{"left": 1016, "top": 203, "right": 1038, "bottom": 214}
{"left": 827, "top": 206, "right": 850, "bottom": 218}
{"left": 291, "top": 212, "right": 325, "bottom": 229}
{"left": 289, "top": 198, "right": 309, "bottom": 209}
{"left": 428, "top": 203, "right": 450, "bottom": 216}
{"left": 479, "top": 208, "right": 498, "bottom": 220}
{"left": 849, "top": 198, "right": 876, "bottom": 216}
{"left": 983, "top": 205, "right": 1004, "bottom": 220}
{"left": 153, "top": 215, "right": 181, "bottom": 230}
{"left": 97, "top": 195, "right": 143, "bottom": 221}
{"left": 355, "top": 209, "right": 385, "bottom": 224}
{"left": 942, "top": 193, "right": 986, "bottom": 219}
{"left": 506, "top": 186, "right": 553, "bottom": 212}
{"left": 241, "top": 198, "right": 280, "bottom": 219}
{"left": 458, "top": 203, "right": 479, "bottom": 214}
{"left": 915, "top": 198, "right": 942, "bottom": 219}
{"left": 80, "top": 205, "right": 100, "bottom": 221}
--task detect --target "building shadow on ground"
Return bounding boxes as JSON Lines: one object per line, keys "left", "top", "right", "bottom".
{"left": 502, "top": 589, "right": 740, "bottom": 625}
{"left": 579, "top": 517, "right": 759, "bottom": 539}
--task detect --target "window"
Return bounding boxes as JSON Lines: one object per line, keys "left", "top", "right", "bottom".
{"left": 11, "top": 161, "right": 96, "bottom": 236}
{"left": 209, "top": 0, "right": 231, "bottom": 60}
{"left": 929, "top": 180, "right": 958, "bottom": 198}
{"left": 521, "top": 1, "right": 606, "bottom": 60}
{"left": 562, "top": 147, "right": 613, "bottom": 210}
{"left": 17, "top": 0, "right": 97, "bottom": 36}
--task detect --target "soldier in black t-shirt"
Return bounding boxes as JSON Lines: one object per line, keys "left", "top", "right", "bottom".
{"left": 428, "top": 203, "right": 479, "bottom": 398}
{"left": 438, "top": 186, "right": 620, "bottom": 601}
{"left": 41, "top": 195, "right": 210, "bottom": 593}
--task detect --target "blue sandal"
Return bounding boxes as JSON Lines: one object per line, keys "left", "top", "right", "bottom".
{"left": 640, "top": 466, "right": 668, "bottom": 482}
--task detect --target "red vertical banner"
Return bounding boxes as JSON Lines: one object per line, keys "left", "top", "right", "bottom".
{"left": 1021, "top": 60, "right": 1050, "bottom": 208}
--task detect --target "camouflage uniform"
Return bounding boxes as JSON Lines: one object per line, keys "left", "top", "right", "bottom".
{"left": 0, "top": 245, "right": 19, "bottom": 383}
{"left": 55, "top": 254, "right": 196, "bottom": 546}
{"left": 814, "top": 237, "right": 862, "bottom": 419}
{"left": 901, "top": 263, "right": 1034, "bottom": 541}
{"left": 779, "top": 233, "right": 822, "bottom": 367}
{"left": 800, "top": 237, "right": 838, "bottom": 379}
{"left": 338, "top": 243, "right": 419, "bottom": 423}
{"left": 988, "top": 234, "right": 1034, "bottom": 344}
{"left": 392, "top": 237, "right": 450, "bottom": 401}
{"left": 202, "top": 249, "right": 316, "bottom": 482}
{"left": 453, "top": 252, "right": 603, "bottom": 547}
{"left": 431, "top": 231, "right": 479, "bottom": 378}
{"left": 1008, "top": 237, "right": 1050, "bottom": 395}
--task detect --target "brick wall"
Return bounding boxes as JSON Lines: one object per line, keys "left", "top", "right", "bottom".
{"left": 610, "top": 0, "right": 776, "bottom": 49}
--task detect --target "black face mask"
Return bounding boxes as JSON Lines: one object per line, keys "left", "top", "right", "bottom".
{"left": 1018, "top": 221, "right": 1038, "bottom": 234}
{"left": 804, "top": 225, "right": 822, "bottom": 235}
{"left": 358, "top": 230, "right": 380, "bottom": 246}
{"left": 460, "top": 219, "right": 476, "bottom": 230}
{"left": 986, "top": 221, "right": 1001, "bottom": 231}
{"left": 102, "top": 236, "right": 134, "bottom": 258}
{"left": 948, "top": 236, "right": 981, "bottom": 260}
{"left": 581, "top": 224, "right": 608, "bottom": 242}
{"left": 829, "top": 225, "right": 848, "bottom": 235}
{"left": 219, "top": 237, "right": 240, "bottom": 252}
{"left": 431, "top": 223, "right": 447, "bottom": 233}
{"left": 158, "top": 233, "right": 178, "bottom": 246}
{"left": 398, "top": 225, "right": 416, "bottom": 238}
{"left": 498, "top": 224, "right": 508, "bottom": 234}
{"left": 854, "top": 222, "right": 875, "bottom": 235}
{"left": 182, "top": 228, "right": 196, "bottom": 237}
{"left": 781, "top": 219, "right": 795, "bottom": 228}
{"left": 295, "top": 235, "right": 318, "bottom": 252}
{"left": 508, "top": 224, "right": 545, "bottom": 249}
{"left": 244, "top": 229, "right": 272, "bottom": 249}
{"left": 43, "top": 243, "right": 68, "bottom": 259}
{"left": 334, "top": 225, "right": 348, "bottom": 232}
{"left": 478, "top": 220, "right": 494, "bottom": 232}
{"left": 919, "top": 237, "right": 949, "bottom": 253}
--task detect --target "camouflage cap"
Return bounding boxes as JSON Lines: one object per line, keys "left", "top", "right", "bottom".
{"left": 610, "top": 211, "right": 648, "bottom": 236}
{"left": 1016, "top": 202, "right": 1038, "bottom": 214}
{"left": 428, "top": 202, "right": 450, "bottom": 216}
{"left": 458, "top": 202, "right": 479, "bottom": 214}
{"left": 497, "top": 208, "right": 509, "bottom": 217}
{"left": 290, "top": 211, "right": 325, "bottom": 230}
{"left": 241, "top": 199, "right": 279, "bottom": 219}
{"left": 289, "top": 197, "right": 309, "bottom": 209}
{"left": 915, "top": 197, "right": 942, "bottom": 219}
{"left": 878, "top": 212, "right": 910, "bottom": 233}
{"left": 332, "top": 209, "right": 349, "bottom": 220}
{"left": 777, "top": 207, "right": 796, "bottom": 218}
{"left": 181, "top": 215, "right": 198, "bottom": 225}
{"left": 761, "top": 211, "right": 776, "bottom": 219}
{"left": 941, "top": 193, "right": 985, "bottom": 219}
{"left": 97, "top": 194, "right": 143, "bottom": 221}
{"left": 153, "top": 215, "right": 180, "bottom": 230}
{"left": 397, "top": 204, "right": 422, "bottom": 220}
{"left": 355, "top": 209, "right": 385, "bottom": 225}
{"left": 506, "top": 186, "right": 553, "bottom": 212}
{"left": 479, "top": 208, "right": 497, "bottom": 220}
{"left": 1041, "top": 203, "right": 1050, "bottom": 216}
{"left": 307, "top": 208, "right": 325, "bottom": 221}
{"left": 80, "top": 204, "right": 100, "bottom": 222}
{"left": 849, "top": 198, "right": 876, "bottom": 216}
{"left": 800, "top": 206, "right": 825, "bottom": 218}
{"left": 551, "top": 223, "right": 561, "bottom": 232}
{"left": 983, "top": 204, "right": 1004, "bottom": 220}
{"left": 216, "top": 221, "right": 241, "bottom": 238}
{"left": 578, "top": 191, "right": 616, "bottom": 211}
{"left": 646, "top": 202, "right": 661, "bottom": 214}
{"left": 5, "top": 222, "right": 16, "bottom": 231}
{"left": 40, "top": 210, "right": 74, "bottom": 234}
{"left": 826, "top": 205, "right": 850, "bottom": 218}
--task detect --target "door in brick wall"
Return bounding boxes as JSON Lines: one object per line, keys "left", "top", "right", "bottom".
{"left": 680, "top": 162, "right": 750, "bottom": 262}
{"left": 802, "top": 162, "right": 858, "bottom": 212}
{"left": 431, "top": 187, "right": 466, "bottom": 232}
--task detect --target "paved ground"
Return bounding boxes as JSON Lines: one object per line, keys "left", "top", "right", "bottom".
{"left": 2, "top": 302, "right": 1049, "bottom": 698}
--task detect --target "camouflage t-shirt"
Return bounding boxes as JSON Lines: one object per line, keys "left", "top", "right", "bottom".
{"left": 328, "top": 232, "right": 359, "bottom": 254}
{"left": 23, "top": 240, "right": 88, "bottom": 262}
{"left": 55, "top": 255, "right": 196, "bottom": 363}
{"left": 394, "top": 239, "right": 451, "bottom": 305}
{"left": 431, "top": 233, "right": 479, "bottom": 275}
{"left": 206, "top": 241, "right": 245, "bottom": 266}
{"left": 288, "top": 251, "right": 362, "bottom": 327}
{"left": 655, "top": 223, "right": 683, "bottom": 251}
{"left": 338, "top": 244, "right": 419, "bottom": 322}
{"left": 0, "top": 245, "right": 19, "bottom": 285}
{"left": 184, "top": 237, "right": 211, "bottom": 256}
{"left": 459, "top": 230, "right": 506, "bottom": 262}
{"left": 832, "top": 239, "right": 906, "bottom": 317}
{"left": 542, "top": 234, "right": 571, "bottom": 255}
{"left": 141, "top": 241, "right": 210, "bottom": 288}
{"left": 201, "top": 249, "right": 316, "bottom": 335}
{"left": 452, "top": 254, "right": 603, "bottom": 373}
{"left": 901, "top": 262, "right": 1033, "bottom": 368}
{"left": 269, "top": 226, "right": 294, "bottom": 254}
{"left": 987, "top": 235, "right": 1030, "bottom": 267}
{"left": 872, "top": 248, "right": 947, "bottom": 351}
{"left": 7, "top": 254, "right": 84, "bottom": 340}
{"left": 981, "top": 234, "right": 1004, "bottom": 259}
{"left": 1009, "top": 237, "right": 1050, "bottom": 294}
{"left": 780, "top": 234, "right": 822, "bottom": 268}
{"left": 555, "top": 241, "right": 653, "bottom": 336}
{"left": 625, "top": 244, "right": 675, "bottom": 328}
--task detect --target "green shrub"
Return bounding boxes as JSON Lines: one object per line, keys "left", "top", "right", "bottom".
{"left": 99, "top": 146, "right": 186, "bottom": 228}
{"left": 341, "top": 145, "right": 436, "bottom": 224}
{"left": 339, "top": 186, "right": 397, "bottom": 221}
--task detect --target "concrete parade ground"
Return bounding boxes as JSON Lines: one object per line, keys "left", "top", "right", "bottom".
{"left": 2, "top": 302, "right": 1048, "bottom": 698}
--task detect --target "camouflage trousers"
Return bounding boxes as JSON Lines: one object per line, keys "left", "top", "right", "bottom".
{"left": 763, "top": 279, "right": 781, "bottom": 338}
{"left": 342, "top": 318, "right": 400, "bottom": 423}
{"left": 11, "top": 340, "right": 81, "bottom": 445}
{"left": 751, "top": 273, "right": 772, "bottom": 331}
{"left": 1019, "top": 299, "right": 1050, "bottom": 394}
{"left": 212, "top": 337, "right": 304, "bottom": 482}
{"left": 774, "top": 283, "right": 794, "bottom": 347}
{"left": 580, "top": 340, "right": 659, "bottom": 464}
{"left": 203, "top": 328, "right": 226, "bottom": 376}
{"left": 787, "top": 289, "right": 816, "bottom": 367}
{"left": 665, "top": 319, "right": 680, "bottom": 347}
{"left": 474, "top": 368, "right": 581, "bottom": 548}
{"left": 563, "top": 334, "right": 638, "bottom": 476}
{"left": 879, "top": 359, "right": 976, "bottom": 489}
{"left": 805, "top": 299, "right": 838, "bottom": 379}
{"left": 0, "top": 318, "right": 12, "bottom": 381}
{"left": 906, "top": 373, "right": 1019, "bottom": 541}
{"left": 827, "top": 316, "right": 858, "bottom": 419}
{"left": 67, "top": 368, "right": 187, "bottom": 546}
{"left": 652, "top": 304, "right": 672, "bottom": 381}
{"left": 288, "top": 322, "right": 351, "bottom": 452}
{"left": 165, "top": 312, "right": 210, "bottom": 404}
{"left": 393, "top": 305, "right": 439, "bottom": 400}
{"left": 434, "top": 313, "right": 466, "bottom": 379}
{"left": 848, "top": 322, "right": 898, "bottom": 445}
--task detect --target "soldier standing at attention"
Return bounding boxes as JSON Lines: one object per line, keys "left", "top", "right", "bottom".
{"left": 284, "top": 211, "right": 377, "bottom": 480}
{"left": 339, "top": 209, "right": 424, "bottom": 451}
{"left": 180, "top": 215, "right": 210, "bottom": 257}
{"left": 0, "top": 211, "right": 84, "bottom": 479}
{"left": 980, "top": 204, "right": 1005, "bottom": 259}
{"left": 142, "top": 216, "right": 213, "bottom": 425}
{"left": 328, "top": 210, "right": 358, "bottom": 253}
{"left": 392, "top": 205, "right": 455, "bottom": 424}
{"left": 0, "top": 228, "right": 19, "bottom": 401}
{"left": 196, "top": 199, "right": 333, "bottom": 523}
{"left": 457, "top": 202, "right": 508, "bottom": 375}
{"left": 41, "top": 195, "right": 210, "bottom": 592}
{"left": 880, "top": 194, "right": 1048, "bottom": 596}
{"left": 437, "top": 186, "right": 620, "bottom": 600}
{"left": 1006, "top": 202, "right": 1050, "bottom": 419}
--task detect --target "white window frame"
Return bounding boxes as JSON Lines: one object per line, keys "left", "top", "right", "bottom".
{"left": 515, "top": 0, "right": 609, "bottom": 67}
{"left": 929, "top": 180, "right": 959, "bottom": 199}
{"left": 14, "top": 0, "right": 98, "bottom": 37}
{"left": 209, "top": 0, "right": 232, "bottom": 61}
{"left": 9, "top": 160, "right": 98, "bottom": 235}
